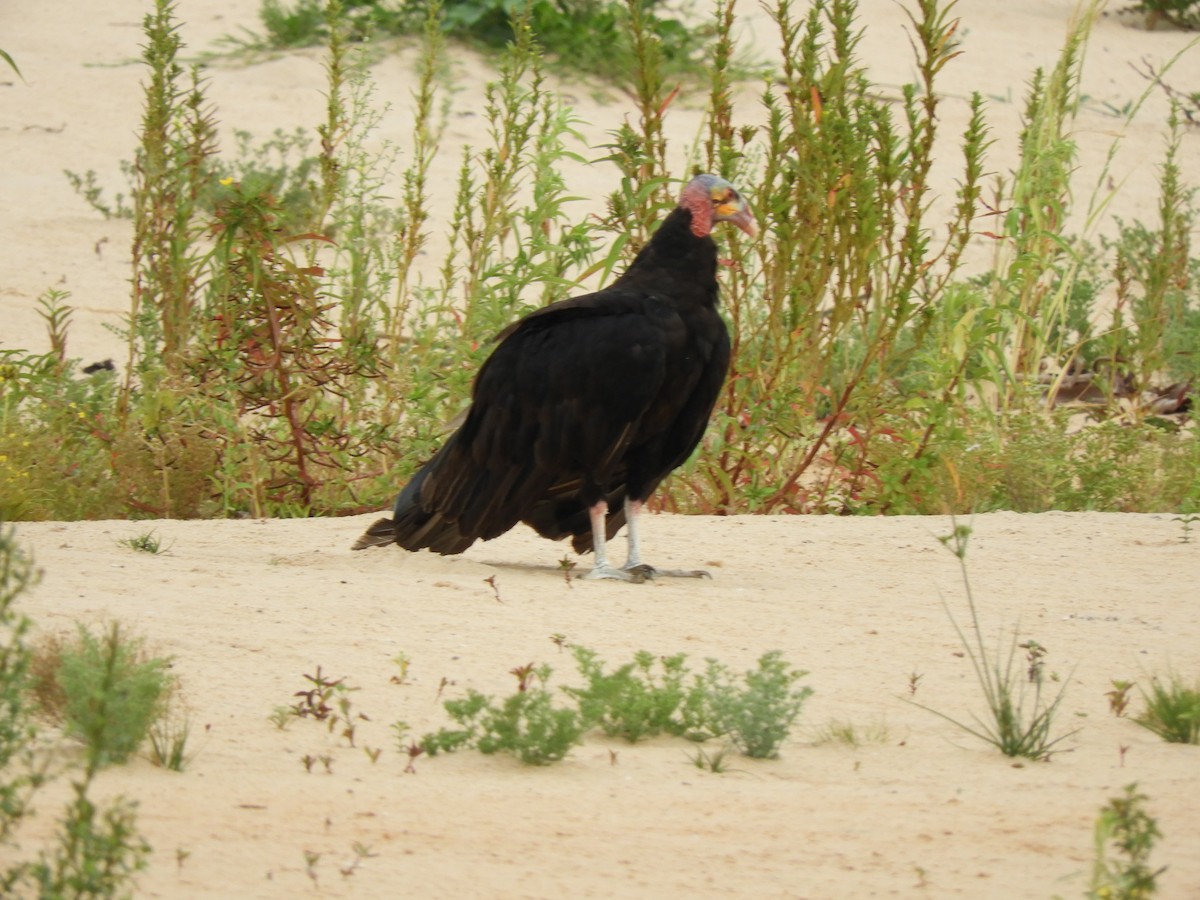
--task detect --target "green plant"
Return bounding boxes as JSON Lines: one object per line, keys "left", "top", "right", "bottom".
{"left": 812, "top": 719, "right": 891, "bottom": 747}
{"left": 0, "top": 533, "right": 152, "bottom": 897}
{"left": 564, "top": 647, "right": 693, "bottom": 742}
{"left": 422, "top": 647, "right": 815, "bottom": 765}
{"left": 22, "top": 781, "right": 151, "bottom": 898}
{"left": 119, "top": 530, "right": 170, "bottom": 554}
{"left": 1107, "top": 680, "right": 1136, "bottom": 717}
{"left": 689, "top": 744, "right": 735, "bottom": 774}
{"left": 422, "top": 664, "right": 585, "bottom": 765}
{"left": 268, "top": 705, "right": 294, "bottom": 730}
{"left": 147, "top": 708, "right": 194, "bottom": 771}
{"left": 1088, "top": 783, "right": 1165, "bottom": 900}
{"left": 1127, "top": 0, "right": 1200, "bottom": 29}
{"left": 913, "top": 524, "right": 1076, "bottom": 761}
{"left": 0, "top": 527, "right": 41, "bottom": 848}
{"left": 6, "top": 0, "right": 1198, "bottom": 525}
{"left": 56, "top": 623, "right": 175, "bottom": 767}
{"left": 289, "top": 667, "right": 367, "bottom": 746}
{"left": 0, "top": 48, "right": 20, "bottom": 78}
{"left": 695, "top": 651, "right": 813, "bottom": 759}
{"left": 249, "top": 0, "right": 716, "bottom": 86}
{"left": 1174, "top": 513, "right": 1200, "bottom": 544}
{"left": 1135, "top": 673, "right": 1200, "bottom": 744}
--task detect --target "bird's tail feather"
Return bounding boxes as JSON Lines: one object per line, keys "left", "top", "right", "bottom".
{"left": 351, "top": 517, "right": 397, "bottom": 551}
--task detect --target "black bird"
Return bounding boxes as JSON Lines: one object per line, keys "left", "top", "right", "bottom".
{"left": 353, "top": 173, "right": 756, "bottom": 581}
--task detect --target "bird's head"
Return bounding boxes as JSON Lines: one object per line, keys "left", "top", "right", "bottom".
{"left": 679, "top": 173, "right": 757, "bottom": 239}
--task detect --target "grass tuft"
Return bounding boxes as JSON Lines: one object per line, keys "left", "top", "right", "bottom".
{"left": 1135, "top": 674, "right": 1200, "bottom": 744}
{"left": 912, "top": 524, "right": 1076, "bottom": 761}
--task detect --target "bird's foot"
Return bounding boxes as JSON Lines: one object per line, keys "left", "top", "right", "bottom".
{"left": 627, "top": 563, "right": 712, "bottom": 580}
{"left": 582, "top": 563, "right": 711, "bottom": 583}
{"left": 583, "top": 564, "right": 648, "bottom": 584}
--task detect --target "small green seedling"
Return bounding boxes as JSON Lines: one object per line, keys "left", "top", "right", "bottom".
{"left": 1107, "top": 680, "right": 1135, "bottom": 718}
{"left": 119, "top": 531, "right": 171, "bottom": 554}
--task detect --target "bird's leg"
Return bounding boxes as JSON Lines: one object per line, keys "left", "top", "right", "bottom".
{"left": 623, "top": 498, "right": 645, "bottom": 569}
{"left": 582, "top": 500, "right": 643, "bottom": 583}
{"left": 621, "top": 497, "right": 711, "bottom": 580}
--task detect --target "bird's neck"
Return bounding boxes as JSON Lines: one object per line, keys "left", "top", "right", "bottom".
{"left": 620, "top": 208, "right": 719, "bottom": 299}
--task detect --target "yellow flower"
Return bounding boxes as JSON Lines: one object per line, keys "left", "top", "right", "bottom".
{"left": 220, "top": 176, "right": 235, "bottom": 186}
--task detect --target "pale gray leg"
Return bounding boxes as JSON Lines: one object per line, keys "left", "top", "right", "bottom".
{"left": 620, "top": 497, "right": 711, "bottom": 580}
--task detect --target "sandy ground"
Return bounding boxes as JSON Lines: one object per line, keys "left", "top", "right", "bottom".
{"left": 2, "top": 0, "right": 1200, "bottom": 897}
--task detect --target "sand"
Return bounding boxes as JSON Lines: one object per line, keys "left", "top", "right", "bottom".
{"left": 2, "top": 0, "right": 1199, "bottom": 896}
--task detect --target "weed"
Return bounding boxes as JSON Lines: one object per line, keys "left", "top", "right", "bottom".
{"left": 292, "top": 666, "right": 348, "bottom": 721}
{"left": 268, "top": 705, "right": 293, "bottom": 730}
{"left": 6, "top": 0, "right": 1198, "bottom": 524}
{"left": 1128, "top": 0, "right": 1200, "bottom": 29}
{"left": 1020, "top": 640, "right": 1048, "bottom": 683}
{"left": 422, "top": 666, "right": 585, "bottom": 765}
{"left": 249, "top": 0, "right": 714, "bottom": 86}
{"left": 56, "top": 623, "right": 175, "bottom": 767}
{"left": 907, "top": 671, "right": 924, "bottom": 697}
{"left": 147, "top": 709, "right": 194, "bottom": 771}
{"left": 913, "top": 525, "right": 1076, "bottom": 761}
{"left": 289, "top": 667, "right": 366, "bottom": 746}
{"left": 0, "top": 531, "right": 152, "bottom": 896}
{"left": 0, "top": 47, "right": 21, "bottom": 78}
{"left": 390, "top": 652, "right": 411, "bottom": 685}
{"left": 1087, "top": 784, "right": 1165, "bottom": 899}
{"left": 483, "top": 575, "right": 502, "bottom": 603}
{"left": 339, "top": 841, "right": 377, "bottom": 877}
{"left": 690, "top": 744, "right": 735, "bottom": 774}
{"left": 695, "top": 651, "right": 813, "bottom": 759}
{"left": 1107, "top": 680, "right": 1136, "bottom": 718}
{"left": 119, "top": 530, "right": 171, "bottom": 554}
{"left": 812, "top": 719, "right": 891, "bottom": 748}
{"left": 403, "top": 741, "right": 425, "bottom": 774}
{"left": 420, "top": 690, "right": 491, "bottom": 757}
{"left": 565, "top": 647, "right": 692, "bottom": 742}
{"left": 303, "top": 849, "right": 321, "bottom": 886}
{"left": 0, "top": 527, "right": 41, "bottom": 849}
{"left": 1135, "top": 673, "right": 1200, "bottom": 744}
{"left": 421, "top": 646, "right": 813, "bottom": 765}
{"left": 1173, "top": 513, "right": 1200, "bottom": 544}
{"left": 475, "top": 665, "right": 585, "bottom": 765}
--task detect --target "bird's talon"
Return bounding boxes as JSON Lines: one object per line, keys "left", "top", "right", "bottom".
{"left": 583, "top": 565, "right": 641, "bottom": 583}
{"left": 623, "top": 563, "right": 657, "bottom": 582}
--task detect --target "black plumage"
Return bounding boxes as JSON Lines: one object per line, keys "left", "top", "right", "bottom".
{"left": 354, "top": 173, "right": 756, "bottom": 581}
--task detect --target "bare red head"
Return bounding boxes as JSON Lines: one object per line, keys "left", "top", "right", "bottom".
{"left": 678, "top": 173, "right": 757, "bottom": 239}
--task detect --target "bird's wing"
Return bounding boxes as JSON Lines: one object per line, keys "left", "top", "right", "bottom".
{"left": 416, "top": 287, "right": 673, "bottom": 539}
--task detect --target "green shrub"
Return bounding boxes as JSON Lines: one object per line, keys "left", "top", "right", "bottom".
{"left": 0, "top": 533, "right": 152, "bottom": 897}
{"left": 1087, "top": 784, "right": 1165, "bottom": 900}
{"left": 564, "top": 647, "right": 694, "bottom": 742}
{"left": 5, "top": 0, "right": 1196, "bottom": 522}
{"left": 423, "top": 665, "right": 585, "bottom": 765}
{"left": 695, "top": 651, "right": 813, "bottom": 759}
{"left": 57, "top": 624, "right": 174, "bottom": 767}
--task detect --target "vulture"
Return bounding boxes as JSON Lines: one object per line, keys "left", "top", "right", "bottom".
{"left": 353, "top": 173, "right": 756, "bottom": 582}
